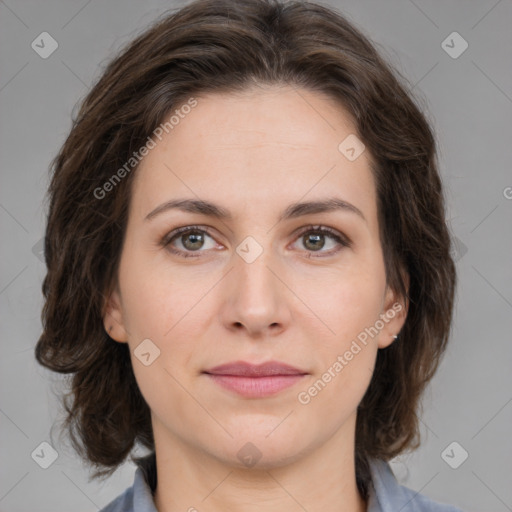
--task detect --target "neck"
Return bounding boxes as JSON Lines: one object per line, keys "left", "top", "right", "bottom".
{"left": 152, "top": 414, "right": 368, "bottom": 512}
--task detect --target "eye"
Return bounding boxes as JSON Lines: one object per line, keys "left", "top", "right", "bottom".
{"left": 162, "top": 225, "right": 218, "bottom": 258}
{"left": 290, "top": 225, "right": 351, "bottom": 257}
{"left": 161, "top": 224, "right": 351, "bottom": 259}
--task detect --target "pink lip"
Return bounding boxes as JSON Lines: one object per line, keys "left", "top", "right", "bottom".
{"left": 203, "top": 361, "right": 308, "bottom": 398}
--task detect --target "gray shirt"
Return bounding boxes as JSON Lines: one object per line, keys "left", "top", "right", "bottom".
{"left": 99, "top": 457, "right": 465, "bottom": 511}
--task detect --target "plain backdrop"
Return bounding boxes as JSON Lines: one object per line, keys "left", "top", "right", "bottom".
{"left": 1, "top": 1, "right": 511, "bottom": 511}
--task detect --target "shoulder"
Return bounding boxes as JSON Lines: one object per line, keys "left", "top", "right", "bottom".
{"left": 98, "top": 486, "right": 134, "bottom": 512}
{"left": 367, "top": 458, "right": 466, "bottom": 512}
{"left": 98, "top": 466, "right": 157, "bottom": 512}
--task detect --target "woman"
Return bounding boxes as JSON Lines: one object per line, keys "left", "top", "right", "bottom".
{"left": 35, "top": 0, "right": 465, "bottom": 510}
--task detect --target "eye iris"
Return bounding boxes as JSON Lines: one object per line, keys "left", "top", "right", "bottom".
{"left": 304, "top": 232, "right": 325, "bottom": 251}
{"left": 182, "top": 231, "right": 204, "bottom": 250}
{"left": 174, "top": 229, "right": 335, "bottom": 253}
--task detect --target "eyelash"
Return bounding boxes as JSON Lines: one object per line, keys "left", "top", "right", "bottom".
{"left": 161, "top": 224, "right": 351, "bottom": 259}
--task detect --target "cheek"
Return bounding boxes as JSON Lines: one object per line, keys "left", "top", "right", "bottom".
{"left": 119, "top": 257, "right": 204, "bottom": 376}
{"left": 118, "top": 247, "right": 191, "bottom": 336}
{"left": 298, "top": 264, "right": 386, "bottom": 348}
{"left": 297, "top": 282, "right": 381, "bottom": 413}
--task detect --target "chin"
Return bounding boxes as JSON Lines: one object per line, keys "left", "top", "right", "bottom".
{"left": 205, "top": 422, "right": 313, "bottom": 470}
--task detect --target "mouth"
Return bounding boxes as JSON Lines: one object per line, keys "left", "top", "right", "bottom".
{"left": 202, "top": 360, "right": 308, "bottom": 398}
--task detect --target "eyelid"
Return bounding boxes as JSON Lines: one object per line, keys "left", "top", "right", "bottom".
{"left": 161, "top": 224, "right": 218, "bottom": 245}
{"left": 292, "top": 224, "right": 352, "bottom": 247}
{"left": 161, "top": 223, "right": 351, "bottom": 257}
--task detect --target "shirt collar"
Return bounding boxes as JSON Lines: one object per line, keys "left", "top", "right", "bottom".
{"left": 124, "top": 457, "right": 418, "bottom": 512}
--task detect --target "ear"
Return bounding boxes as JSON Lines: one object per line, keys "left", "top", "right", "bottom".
{"left": 378, "top": 273, "right": 409, "bottom": 349}
{"left": 102, "top": 283, "right": 129, "bottom": 343}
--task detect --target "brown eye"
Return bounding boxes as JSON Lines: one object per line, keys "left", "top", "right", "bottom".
{"left": 292, "top": 226, "right": 351, "bottom": 257}
{"left": 180, "top": 231, "right": 205, "bottom": 251}
{"left": 303, "top": 232, "right": 325, "bottom": 251}
{"left": 163, "top": 226, "right": 218, "bottom": 257}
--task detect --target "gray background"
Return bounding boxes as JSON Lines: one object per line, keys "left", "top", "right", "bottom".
{"left": 1, "top": 0, "right": 511, "bottom": 511}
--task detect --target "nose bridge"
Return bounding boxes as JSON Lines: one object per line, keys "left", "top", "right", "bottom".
{"left": 234, "top": 240, "right": 279, "bottom": 305}
{"left": 223, "top": 235, "right": 289, "bottom": 334}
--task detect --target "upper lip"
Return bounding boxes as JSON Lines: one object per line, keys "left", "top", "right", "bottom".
{"left": 204, "top": 360, "right": 308, "bottom": 377}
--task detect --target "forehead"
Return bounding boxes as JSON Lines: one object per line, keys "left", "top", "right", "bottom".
{"left": 131, "top": 85, "right": 377, "bottom": 223}
{"left": 155, "top": 85, "right": 359, "bottom": 155}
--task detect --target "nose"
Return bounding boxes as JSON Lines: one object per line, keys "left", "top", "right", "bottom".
{"left": 220, "top": 248, "right": 292, "bottom": 338}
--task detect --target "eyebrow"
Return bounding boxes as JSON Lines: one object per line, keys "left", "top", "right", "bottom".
{"left": 144, "top": 197, "right": 366, "bottom": 223}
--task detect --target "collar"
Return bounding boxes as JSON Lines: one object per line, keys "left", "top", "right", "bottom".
{"left": 103, "top": 457, "right": 461, "bottom": 512}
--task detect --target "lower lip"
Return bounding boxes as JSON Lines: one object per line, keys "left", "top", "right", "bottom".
{"left": 205, "top": 374, "right": 306, "bottom": 398}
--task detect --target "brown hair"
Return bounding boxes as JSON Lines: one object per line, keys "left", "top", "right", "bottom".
{"left": 35, "top": 0, "right": 456, "bottom": 499}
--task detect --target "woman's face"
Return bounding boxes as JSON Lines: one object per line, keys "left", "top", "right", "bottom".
{"left": 104, "top": 85, "right": 407, "bottom": 469}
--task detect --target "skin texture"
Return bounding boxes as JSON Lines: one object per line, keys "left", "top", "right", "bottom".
{"left": 104, "top": 84, "right": 408, "bottom": 512}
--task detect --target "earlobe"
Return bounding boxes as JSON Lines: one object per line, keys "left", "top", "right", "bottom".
{"left": 102, "top": 287, "right": 128, "bottom": 343}
{"left": 378, "top": 280, "right": 409, "bottom": 349}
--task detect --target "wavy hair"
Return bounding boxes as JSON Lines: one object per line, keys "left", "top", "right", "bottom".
{"left": 35, "top": 0, "right": 456, "bottom": 499}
